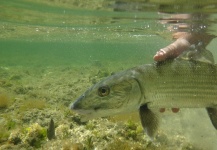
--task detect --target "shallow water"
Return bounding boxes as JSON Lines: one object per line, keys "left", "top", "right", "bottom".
{"left": 1, "top": 0, "right": 217, "bottom": 149}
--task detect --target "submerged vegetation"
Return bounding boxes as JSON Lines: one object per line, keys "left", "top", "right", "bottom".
{"left": 0, "top": 93, "right": 11, "bottom": 108}
{"left": 8, "top": 123, "right": 47, "bottom": 148}
{"left": 20, "top": 99, "right": 47, "bottom": 111}
{"left": 0, "top": 64, "right": 207, "bottom": 150}
{"left": 0, "top": 126, "right": 10, "bottom": 144}
{"left": 24, "top": 123, "right": 47, "bottom": 148}
{"left": 106, "top": 138, "right": 144, "bottom": 150}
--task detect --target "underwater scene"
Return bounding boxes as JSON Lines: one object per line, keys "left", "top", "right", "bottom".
{"left": 1, "top": 0, "right": 217, "bottom": 149}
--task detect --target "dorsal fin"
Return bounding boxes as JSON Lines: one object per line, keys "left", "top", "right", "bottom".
{"left": 176, "top": 46, "right": 214, "bottom": 64}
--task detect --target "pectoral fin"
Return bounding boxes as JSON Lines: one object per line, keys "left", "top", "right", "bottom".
{"left": 206, "top": 107, "right": 217, "bottom": 129}
{"left": 139, "top": 104, "right": 159, "bottom": 138}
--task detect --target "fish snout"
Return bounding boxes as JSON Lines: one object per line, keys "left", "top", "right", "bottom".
{"left": 70, "top": 103, "right": 77, "bottom": 110}
{"left": 70, "top": 95, "right": 85, "bottom": 110}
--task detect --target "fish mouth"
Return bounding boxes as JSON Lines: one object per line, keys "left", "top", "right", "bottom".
{"left": 71, "top": 107, "right": 101, "bottom": 121}
{"left": 70, "top": 103, "right": 92, "bottom": 114}
{"left": 70, "top": 99, "right": 94, "bottom": 116}
{"left": 70, "top": 102, "right": 78, "bottom": 110}
{"left": 70, "top": 94, "right": 85, "bottom": 110}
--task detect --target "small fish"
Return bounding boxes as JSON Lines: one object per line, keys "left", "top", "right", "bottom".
{"left": 70, "top": 47, "right": 217, "bottom": 137}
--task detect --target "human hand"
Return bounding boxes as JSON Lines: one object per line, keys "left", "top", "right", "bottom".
{"left": 153, "top": 32, "right": 215, "bottom": 61}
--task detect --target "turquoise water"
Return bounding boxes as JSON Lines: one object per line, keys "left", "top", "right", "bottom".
{"left": 1, "top": 0, "right": 217, "bottom": 67}
{"left": 0, "top": 38, "right": 165, "bottom": 67}
{"left": 0, "top": 0, "right": 171, "bottom": 68}
{"left": 1, "top": 0, "right": 217, "bottom": 149}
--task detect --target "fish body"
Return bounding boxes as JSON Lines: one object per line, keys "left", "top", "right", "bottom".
{"left": 70, "top": 48, "right": 217, "bottom": 137}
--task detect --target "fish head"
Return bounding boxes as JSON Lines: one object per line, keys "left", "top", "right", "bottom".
{"left": 70, "top": 70, "right": 143, "bottom": 120}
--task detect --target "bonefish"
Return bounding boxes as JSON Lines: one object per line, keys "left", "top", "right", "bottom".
{"left": 70, "top": 47, "right": 217, "bottom": 137}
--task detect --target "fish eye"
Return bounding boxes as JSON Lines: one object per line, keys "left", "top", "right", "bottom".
{"left": 98, "top": 86, "right": 110, "bottom": 97}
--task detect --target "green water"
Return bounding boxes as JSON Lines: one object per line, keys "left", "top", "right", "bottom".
{"left": 1, "top": 0, "right": 217, "bottom": 67}
{"left": 0, "top": 0, "right": 171, "bottom": 68}
{"left": 1, "top": 0, "right": 217, "bottom": 149}
{"left": 0, "top": 38, "right": 167, "bottom": 67}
